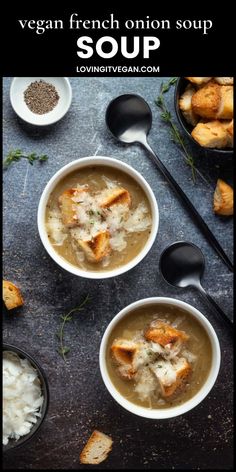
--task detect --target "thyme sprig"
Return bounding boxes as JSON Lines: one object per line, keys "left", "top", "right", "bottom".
{"left": 155, "top": 78, "right": 196, "bottom": 182}
{"left": 57, "top": 295, "right": 90, "bottom": 362}
{"left": 3, "top": 149, "right": 48, "bottom": 168}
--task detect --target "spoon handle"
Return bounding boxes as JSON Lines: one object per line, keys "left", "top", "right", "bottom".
{"left": 139, "top": 137, "right": 233, "bottom": 273}
{"left": 196, "top": 283, "right": 233, "bottom": 331}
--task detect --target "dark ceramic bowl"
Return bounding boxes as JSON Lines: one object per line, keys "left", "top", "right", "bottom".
{"left": 2, "top": 344, "right": 49, "bottom": 452}
{"left": 174, "top": 77, "right": 233, "bottom": 156}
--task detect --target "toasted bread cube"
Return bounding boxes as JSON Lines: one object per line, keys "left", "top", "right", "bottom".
{"left": 100, "top": 188, "right": 131, "bottom": 209}
{"left": 164, "top": 358, "right": 192, "bottom": 397}
{"left": 3, "top": 280, "right": 24, "bottom": 310}
{"left": 191, "top": 120, "right": 229, "bottom": 148}
{"left": 191, "top": 82, "right": 233, "bottom": 121}
{"left": 144, "top": 320, "right": 189, "bottom": 348}
{"left": 213, "top": 179, "right": 233, "bottom": 216}
{"left": 80, "top": 430, "right": 113, "bottom": 465}
{"left": 77, "top": 230, "right": 111, "bottom": 263}
{"left": 58, "top": 188, "right": 78, "bottom": 227}
{"left": 58, "top": 187, "right": 89, "bottom": 227}
{"left": 179, "top": 85, "right": 195, "bottom": 112}
{"left": 179, "top": 85, "right": 199, "bottom": 126}
{"left": 111, "top": 339, "right": 138, "bottom": 364}
{"left": 226, "top": 119, "right": 234, "bottom": 138}
{"left": 192, "top": 81, "right": 221, "bottom": 119}
{"left": 215, "top": 77, "right": 234, "bottom": 85}
{"left": 185, "top": 77, "right": 212, "bottom": 85}
{"left": 111, "top": 339, "right": 139, "bottom": 379}
{"left": 217, "top": 85, "right": 233, "bottom": 119}
{"left": 151, "top": 357, "right": 192, "bottom": 398}
{"left": 221, "top": 119, "right": 234, "bottom": 147}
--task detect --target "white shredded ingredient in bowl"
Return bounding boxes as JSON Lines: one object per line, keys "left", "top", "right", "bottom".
{"left": 2, "top": 351, "right": 44, "bottom": 446}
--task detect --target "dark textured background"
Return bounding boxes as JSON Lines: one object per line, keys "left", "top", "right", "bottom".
{"left": 2, "top": 77, "right": 233, "bottom": 470}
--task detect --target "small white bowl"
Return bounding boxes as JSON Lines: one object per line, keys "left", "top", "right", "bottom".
{"left": 99, "top": 297, "right": 221, "bottom": 419}
{"left": 37, "top": 156, "right": 159, "bottom": 279}
{"left": 10, "top": 77, "right": 72, "bottom": 126}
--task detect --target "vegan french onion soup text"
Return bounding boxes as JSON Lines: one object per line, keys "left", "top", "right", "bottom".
{"left": 106, "top": 304, "right": 212, "bottom": 409}
{"left": 45, "top": 166, "right": 152, "bottom": 271}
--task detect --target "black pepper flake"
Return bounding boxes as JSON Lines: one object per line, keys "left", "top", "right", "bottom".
{"left": 24, "top": 80, "right": 60, "bottom": 115}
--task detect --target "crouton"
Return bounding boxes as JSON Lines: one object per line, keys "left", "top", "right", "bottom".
{"left": 226, "top": 119, "right": 234, "bottom": 138}
{"left": 179, "top": 85, "right": 199, "bottom": 126}
{"left": 191, "top": 81, "right": 221, "bottom": 119}
{"left": 77, "top": 230, "right": 111, "bottom": 263}
{"left": 185, "top": 77, "right": 212, "bottom": 85}
{"left": 144, "top": 320, "right": 189, "bottom": 347}
{"left": 217, "top": 85, "right": 233, "bottom": 119}
{"left": 58, "top": 188, "right": 78, "bottom": 227}
{"left": 213, "top": 179, "right": 233, "bottom": 216}
{"left": 3, "top": 280, "right": 24, "bottom": 310}
{"left": 215, "top": 77, "right": 234, "bottom": 85}
{"left": 100, "top": 188, "right": 131, "bottom": 209}
{"left": 80, "top": 430, "right": 113, "bottom": 465}
{"left": 58, "top": 187, "right": 89, "bottom": 227}
{"left": 191, "top": 82, "right": 233, "bottom": 120}
{"left": 151, "top": 357, "right": 192, "bottom": 398}
{"left": 220, "top": 119, "right": 234, "bottom": 147}
{"left": 191, "top": 120, "right": 229, "bottom": 148}
{"left": 165, "top": 358, "right": 192, "bottom": 397}
{"left": 111, "top": 339, "right": 139, "bottom": 379}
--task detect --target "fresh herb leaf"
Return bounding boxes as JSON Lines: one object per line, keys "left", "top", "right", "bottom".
{"left": 38, "top": 155, "right": 48, "bottom": 162}
{"left": 60, "top": 346, "right": 70, "bottom": 355}
{"left": 58, "top": 346, "right": 71, "bottom": 357}
{"left": 3, "top": 149, "right": 48, "bottom": 169}
{"left": 57, "top": 295, "right": 90, "bottom": 362}
{"left": 161, "top": 77, "right": 178, "bottom": 94}
{"left": 155, "top": 79, "right": 196, "bottom": 182}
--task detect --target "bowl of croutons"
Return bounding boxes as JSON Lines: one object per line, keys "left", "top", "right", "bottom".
{"left": 175, "top": 77, "right": 234, "bottom": 154}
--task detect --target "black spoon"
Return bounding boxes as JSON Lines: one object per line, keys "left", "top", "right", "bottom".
{"left": 159, "top": 241, "right": 233, "bottom": 331}
{"left": 106, "top": 94, "right": 233, "bottom": 272}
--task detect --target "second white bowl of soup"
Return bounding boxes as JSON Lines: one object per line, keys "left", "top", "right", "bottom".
{"left": 99, "top": 297, "right": 221, "bottom": 419}
{"left": 38, "top": 157, "right": 159, "bottom": 279}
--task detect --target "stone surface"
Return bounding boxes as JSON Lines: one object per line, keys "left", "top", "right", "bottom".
{"left": 2, "top": 77, "right": 233, "bottom": 470}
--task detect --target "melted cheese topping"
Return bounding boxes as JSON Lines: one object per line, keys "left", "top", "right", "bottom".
{"left": 46, "top": 209, "right": 67, "bottom": 246}
{"left": 47, "top": 179, "right": 151, "bottom": 257}
{"left": 111, "top": 319, "right": 196, "bottom": 404}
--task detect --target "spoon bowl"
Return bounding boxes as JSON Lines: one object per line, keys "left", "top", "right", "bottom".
{"left": 159, "top": 241, "right": 232, "bottom": 331}
{"left": 159, "top": 241, "right": 205, "bottom": 288}
{"left": 106, "top": 94, "right": 152, "bottom": 143}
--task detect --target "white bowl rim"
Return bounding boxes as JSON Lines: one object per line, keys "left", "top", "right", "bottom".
{"left": 10, "top": 77, "right": 72, "bottom": 126}
{"left": 99, "top": 297, "right": 221, "bottom": 419}
{"left": 37, "top": 156, "right": 159, "bottom": 279}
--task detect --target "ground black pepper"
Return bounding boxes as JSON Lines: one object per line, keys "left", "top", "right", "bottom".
{"left": 24, "top": 80, "right": 60, "bottom": 114}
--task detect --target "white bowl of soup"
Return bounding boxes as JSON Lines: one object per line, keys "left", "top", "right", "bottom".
{"left": 99, "top": 297, "right": 221, "bottom": 419}
{"left": 37, "top": 157, "right": 159, "bottom": 279}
